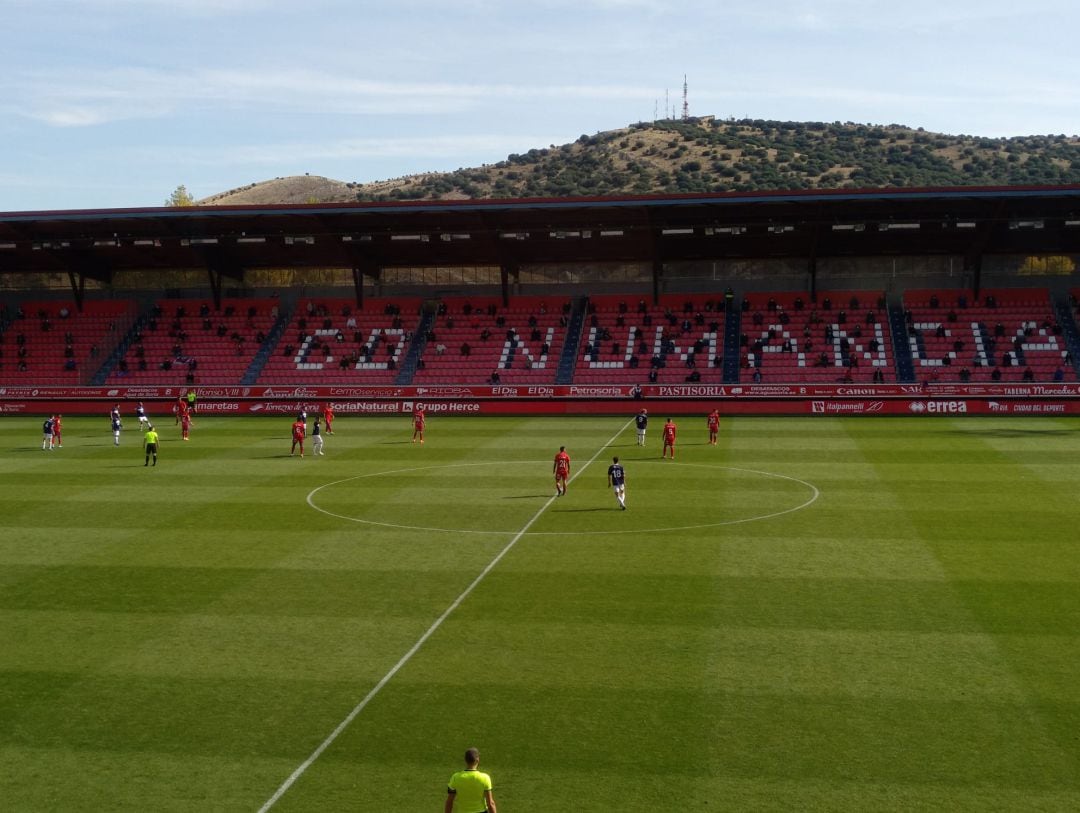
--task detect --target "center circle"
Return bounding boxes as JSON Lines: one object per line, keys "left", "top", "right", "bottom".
{"left": 307, "top": 460, "right": 820, "bottom": 535}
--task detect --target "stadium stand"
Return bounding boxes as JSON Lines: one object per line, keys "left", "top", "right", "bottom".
{"left": 739, "top": 291, "right": 894, "bottom": 384}
{"left": 257, "top": 297, "right": 424, "bottom": 385}
{"left": 0, "top": 300, "right": 135, "bottom": 385}
{"left": 903, "top": 287, "right": 1072, "bottom": 382}
{"left": 4, "top": 287, "right": 1080, "bottom": 387}
{"left": 575, "top": 294, "right": 726, "bottom": 385}
{"left": 411, "top": 296, "right": 572, "bottom": 385}
{"left": 108, "top": 298, "right": 278, "bottom": 386}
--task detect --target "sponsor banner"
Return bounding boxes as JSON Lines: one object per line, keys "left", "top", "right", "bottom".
{"left": 809, "top": 400, "right": 887, "bottom": 415}
{"left": 8, "top": 398, "right": 1080, "bottom": 417}
{"left": 4, "top": 382, "right": 1080, "bottom": 401}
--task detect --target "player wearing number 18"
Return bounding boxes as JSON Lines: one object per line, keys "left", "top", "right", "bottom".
{"left": 608, "top": 456, "right": 627, "bottom": 510}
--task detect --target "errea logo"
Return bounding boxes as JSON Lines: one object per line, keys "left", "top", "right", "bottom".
{"left": 911, "top": 400, "right": 968, "bottom": 413}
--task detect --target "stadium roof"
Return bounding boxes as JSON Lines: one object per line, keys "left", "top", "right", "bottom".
{"left": 2, "top": 185, "right": 1080, "bottom": 284}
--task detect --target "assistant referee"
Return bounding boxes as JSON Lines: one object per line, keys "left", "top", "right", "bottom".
{"left": 445, "top": 747, "right": 497, "bottom": 813}
{"left": 143, "top": 424, "right": 159, "bottom": 467}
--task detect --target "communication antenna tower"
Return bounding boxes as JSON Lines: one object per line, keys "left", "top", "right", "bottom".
{"left": 682, "top": 75, "right": 689, "bottom": 120}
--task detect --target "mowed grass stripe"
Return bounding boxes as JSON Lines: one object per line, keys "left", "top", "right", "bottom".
{"left": 295, "top": 683, "right": 1080, "bottom": 810}
{"left": 385, "top": 619, "right": 1030, "bottom": 700}
{"left": 0, "top": 610, "right": 462, "bottom": 683}
{"left": 0, "top": 565, "right": 501, "bottom": 617}
{"left": 2, "top": 415, "right": 1080, "bottom": 811}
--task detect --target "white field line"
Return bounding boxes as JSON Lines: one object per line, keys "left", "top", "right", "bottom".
{"left": 258, "top": 418, "right": 633, "bottom": 811}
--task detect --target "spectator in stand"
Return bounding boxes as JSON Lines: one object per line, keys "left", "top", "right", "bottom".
{"left": 1022, "top": 367, "right": 1035, "bottom": 381}
{"left": 1053, "top": 366, "right": 1065, "bottom": 382}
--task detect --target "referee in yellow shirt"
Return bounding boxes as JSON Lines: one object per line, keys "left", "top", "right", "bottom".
{"left": 445, "top": 747, "right": 497, "bottom": 813}
{"left": 143, "top": 424, "right": 159, "bottom": 467}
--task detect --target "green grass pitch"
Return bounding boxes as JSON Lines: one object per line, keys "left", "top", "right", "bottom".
{"left": 2, "top": 413, "right": 1079, "bottom": 811}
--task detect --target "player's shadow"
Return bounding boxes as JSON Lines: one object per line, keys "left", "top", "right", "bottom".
{"left": 549, "top": 507, "right": 609, "bottom": 513}
{"left": 504, "top": 494, "right": 551, "bottom": 499}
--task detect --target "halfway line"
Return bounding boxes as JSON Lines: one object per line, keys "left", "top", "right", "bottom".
{"left": 257, "top": 418, "right": 633, "bottom": 811}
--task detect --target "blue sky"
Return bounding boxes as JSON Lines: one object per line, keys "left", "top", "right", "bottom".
{"left": 2, "top": 0, "right": 1078, "bottom": 212}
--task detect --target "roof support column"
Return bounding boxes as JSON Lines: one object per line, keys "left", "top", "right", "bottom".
{"left": 500, "top": 262, "right": 516, "bottom": 307}
{"left": 351, "top": 257, "right": 380, "bottom": 309}
{"left": 965, "top": 254, "right": 983, "bottom": 301}
{"left": 351, "top": 266, "right": 365, "bottom": 310}
{"left": 206, "top": 267, "right": 223, "bottom": 310}
{"left": 66, "top": 270, "right": 86, "bottom": 312}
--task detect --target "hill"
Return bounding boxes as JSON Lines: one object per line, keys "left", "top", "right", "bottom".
{"left": 200, "top": 118, "right": 1080, "bottom": 205}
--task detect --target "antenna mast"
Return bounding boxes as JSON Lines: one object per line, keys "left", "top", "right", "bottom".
{"left": 682, "top": 75, "right": 689, "bottom": 120}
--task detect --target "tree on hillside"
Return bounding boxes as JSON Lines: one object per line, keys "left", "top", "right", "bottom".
{"left": 165, "top": 185, "right": 196, "bottom": 207}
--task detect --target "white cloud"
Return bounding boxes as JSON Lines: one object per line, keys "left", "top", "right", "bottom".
{"left": 4, "top": 66, "right": 657, "bottom": 127}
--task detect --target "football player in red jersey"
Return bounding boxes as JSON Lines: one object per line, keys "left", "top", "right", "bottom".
{"left": 412, "top": 407, "right": 426, "bottom": 444}
{"left": 707, "top": 409, "right": 720, "bottom": 445}
{"left": 553, "top": 446, "right": 571, "bottom": 496}
{"left": 290, "top": 418, "right": 306, "bottom": 458}
{"left": 662, "top": 418, "right": 677, "bottom": 459}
